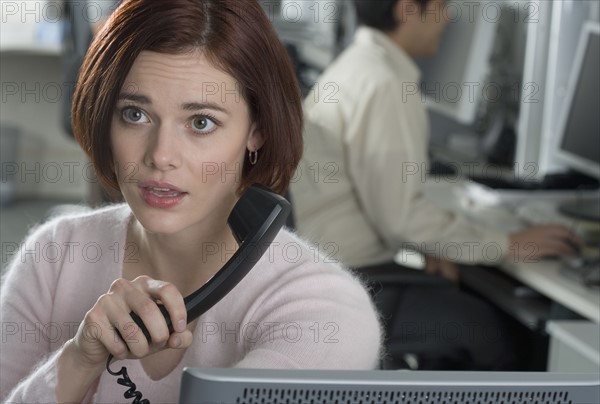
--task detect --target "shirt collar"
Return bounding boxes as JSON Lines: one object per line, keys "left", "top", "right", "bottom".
{"left": 354, "top": 26, "right": 421, "bottom": 82}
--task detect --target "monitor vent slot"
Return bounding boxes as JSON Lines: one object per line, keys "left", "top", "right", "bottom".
{"left": 236, "top": 388, "right": 573, "bottom": 404}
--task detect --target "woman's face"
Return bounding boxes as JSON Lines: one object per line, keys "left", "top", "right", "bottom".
{"left": 110, "top": 51, "right": 263, "bottom": 236}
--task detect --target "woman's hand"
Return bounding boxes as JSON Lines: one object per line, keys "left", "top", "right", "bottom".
{"left": 56, "top": 276, "right": 193, "bottom": 401}
{"left": 74, "top": 275, "right": 192, "bottom": 365}
{"left": 508, "top": 225, "right": 583, "bottom": 262}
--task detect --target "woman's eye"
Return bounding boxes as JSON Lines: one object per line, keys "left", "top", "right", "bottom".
{"left": 122, "top": 107, "right": 149, "bottom": 124}
{"left": 191, "top": 116, "right": 217, "bottom": 133}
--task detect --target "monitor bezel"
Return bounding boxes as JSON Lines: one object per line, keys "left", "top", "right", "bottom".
{"left": 179, "top": 368, "right": 600, "bottom": 404}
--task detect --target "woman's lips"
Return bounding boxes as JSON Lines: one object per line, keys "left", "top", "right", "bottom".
{"left": 138, "top": 181, "right": 187, "bottom": 209}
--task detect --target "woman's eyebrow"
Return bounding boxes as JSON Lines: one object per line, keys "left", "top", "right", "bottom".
{"left": 182, "top": 102, "right": 228, "bottom": 114}
{"left": 116, "top": 94, "right": 228, "bottom": 114}
{"left": 118, "top": 93, "right": 150, "bottom": 104}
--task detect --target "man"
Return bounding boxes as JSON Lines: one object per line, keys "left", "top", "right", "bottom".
{"left": 291, "top": 0, "right": 581, "bottom": 369}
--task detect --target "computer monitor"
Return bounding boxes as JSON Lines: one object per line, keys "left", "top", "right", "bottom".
{"left": 415, "top": 0, "right": 498, "bottom": 125}
{"left": 553, "top": 22, "right": 600, "bottom": 180}
{"left": 552, "top": 21, "right": 600, "bottom": 221}
{"left": 179, "top": 368, "right": 600, "bottom": 404}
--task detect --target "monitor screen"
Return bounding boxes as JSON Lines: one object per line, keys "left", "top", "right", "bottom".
{"left": 179, "top": 368, "right": 600, "bottom": 404}
{"left": 554, "top": 22, "right": 600, "bottom": 179}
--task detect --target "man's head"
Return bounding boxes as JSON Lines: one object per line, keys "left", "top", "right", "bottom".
{"left": 353, "top": 0, "right": 449, "bottom": 57}
{"left": 353, "top": 0, "right": 431, "bottom": 31}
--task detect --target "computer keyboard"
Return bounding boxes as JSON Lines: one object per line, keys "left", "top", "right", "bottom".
{"left": 470, "top": 172, "right": 600, "bottom": 191}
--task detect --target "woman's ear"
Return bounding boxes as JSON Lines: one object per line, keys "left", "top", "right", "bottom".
{"left": 247, "top": 123, "right": 265, "bottom": 151}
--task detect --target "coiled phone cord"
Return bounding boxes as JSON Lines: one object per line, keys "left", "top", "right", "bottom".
{"left": 106, "top": 354, "right": 150, "bottom": 404}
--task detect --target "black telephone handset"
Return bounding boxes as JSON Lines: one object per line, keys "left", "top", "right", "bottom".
{"left": 129, "top": 184, "right": 291, "bottom": 340}
{"left": 107, "top": 185, "right": 291, "bottom": 403}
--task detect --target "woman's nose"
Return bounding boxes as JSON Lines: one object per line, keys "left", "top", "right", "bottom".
{"left": 143, "top": 125, "right": 182, "bottom": 170}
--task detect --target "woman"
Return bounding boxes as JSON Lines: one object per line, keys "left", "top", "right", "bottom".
{"left": 0, "top": 0, "right": 382, "bottom": 401}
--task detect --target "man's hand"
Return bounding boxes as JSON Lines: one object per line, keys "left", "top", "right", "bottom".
{"left": 424, "top": 255, "right": 460, "bottom": 283}
{"left": 508, "top": 225, "right": 583, "bottom": 262}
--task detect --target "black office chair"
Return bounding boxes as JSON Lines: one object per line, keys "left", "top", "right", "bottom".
{"left": 352, "top": 263, "right": 456, "bottom": 370}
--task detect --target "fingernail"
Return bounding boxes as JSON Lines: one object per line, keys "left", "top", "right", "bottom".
{"left": 176, "top": 319, "right": 186, "bottom": 332}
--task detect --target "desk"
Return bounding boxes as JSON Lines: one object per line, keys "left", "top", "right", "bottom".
{"left": 423, "top": 179, "right": 600, "bottom": 324}
{"left": 500, "top": 259, "right": 600, "bottom": 323}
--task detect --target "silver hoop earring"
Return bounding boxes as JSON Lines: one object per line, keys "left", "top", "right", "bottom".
{"left": 249, "top": 149, "right": 258, "bottom": 165}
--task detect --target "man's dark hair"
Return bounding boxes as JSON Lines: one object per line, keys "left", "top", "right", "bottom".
{"left": 353, "top": 0, "right": 433, "bottom": 32}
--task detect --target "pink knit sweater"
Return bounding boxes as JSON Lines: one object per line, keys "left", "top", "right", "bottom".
{"left": 1, "top": 204, "right": 381, "bottom": 402}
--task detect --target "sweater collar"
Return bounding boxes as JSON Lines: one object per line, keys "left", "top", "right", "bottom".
{"left": 354, "top": 26, "right": 421, "bottom": 83}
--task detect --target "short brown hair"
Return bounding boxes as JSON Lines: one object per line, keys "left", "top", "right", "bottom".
{"left": 72, "top": 0, "right": 303, "bottom": 195}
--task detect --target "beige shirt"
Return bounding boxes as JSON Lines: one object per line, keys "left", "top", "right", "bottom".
{"left": 291, "top": 27, "right": 509, "bottom": 268}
